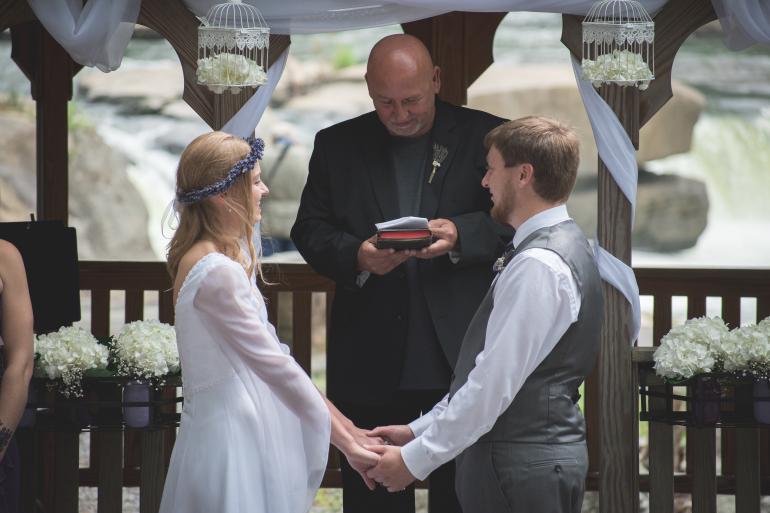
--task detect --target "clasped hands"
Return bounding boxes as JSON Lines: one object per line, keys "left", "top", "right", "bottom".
{"left": 346, "top": 423, "right": 418, "bottom": 492}
{"left": 357, "top": 218, "right": 458, "bottom": 276}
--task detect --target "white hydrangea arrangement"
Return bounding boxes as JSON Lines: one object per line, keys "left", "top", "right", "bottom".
{"left": 716, "top": 324, "right": 770, "bottom": 375}
{"left": 111, "top": 320, "right": 180, "bottom": 382}
{"left": 654, "top": 316, "right": 770, "bottom": 382}
{"left": 197, "top": 53, "right": 267, "bottom": 94}
{"left": 581, "top": 49, "right": 653, "bottom": 90}
{"left": 653, "top": 317, "right": 729, "bottom": 381}
{"left": 35, "top": 325, "right": 110, "bottom": 397}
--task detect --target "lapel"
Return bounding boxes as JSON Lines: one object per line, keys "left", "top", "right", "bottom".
{"left": 419, "top": 100, "right": 460, "bottom": 219}
{"left": 362, "top": 116, "right": 400, "bottom": 222}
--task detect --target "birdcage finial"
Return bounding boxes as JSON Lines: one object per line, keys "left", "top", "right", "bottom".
{"left": 581, "top": 0, "right": 655, "bottom": 90}
{"left": 196, "top": 1, "right": 270, "bottom": 94}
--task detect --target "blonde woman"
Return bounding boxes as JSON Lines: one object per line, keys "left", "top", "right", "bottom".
{"left": 0, "top": 240, "right": 34, "bottom": 513}
{"left": 160, "top": 132, "right": 379, "bottom": 513}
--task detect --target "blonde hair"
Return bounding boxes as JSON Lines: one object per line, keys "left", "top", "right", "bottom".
{"left": 484, "top": 116, "right": 580, "bottom": 203}
{"left": 167, "top": 131, "right": 260, "bottom": 282}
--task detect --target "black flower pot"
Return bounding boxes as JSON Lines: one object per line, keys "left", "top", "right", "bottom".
{"left": 692, "top": 375, "right": 721, "bottom": 426}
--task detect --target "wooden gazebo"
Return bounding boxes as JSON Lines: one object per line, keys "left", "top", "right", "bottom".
{"left": 1, "top": 0, "right": 769, "bottom": 512}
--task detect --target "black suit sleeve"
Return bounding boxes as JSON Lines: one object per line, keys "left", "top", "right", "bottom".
{"left": 450, "top": 211, "right": 512, "bottom": 267}
{"left": 449, "top": 113, "right": 513, "bottom": 266}
{"left": 291, "top": 132, "right": 362, "bottom": 289}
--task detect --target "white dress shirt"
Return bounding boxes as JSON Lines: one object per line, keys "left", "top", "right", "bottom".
{"left": 401, "top": 205, "right": 582, "bottom": 480}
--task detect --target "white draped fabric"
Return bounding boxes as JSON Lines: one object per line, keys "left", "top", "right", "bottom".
{"left": 27, "top": 0, "right": 140, "bottom": 72}
{"left": 222, "top": 48, "right": 289, "bottom": 137}
{"left": 29, "top": 0, "right": 770, "bottom": 346}
{"left": 571, "top": 56, "right": 641, "bottom": 342}
{"left": 711, "top": 0, "right": 770, "bottom": 50}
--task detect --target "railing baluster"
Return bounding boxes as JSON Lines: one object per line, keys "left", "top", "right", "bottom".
{"left": 139, "top": 430, "right": 165, "bottom": 513}
{"left": 293, "top": 291, "right": 312, "bottom": 375}
{"left": 648, "top": 380, "right": 674, "bottom": 513}
{"left": 735, "top": 427, "right": 760, "bottom": 513}
{"left": 652, "top": 294, "right": 672, "bottom": 347}
{"left": 690, "top": 427, "right": 716, "bottom": 513}
{"left": 265, "top": 290, "right": 279, "bottom": 326}
{"left": 96, "top": 429, "right": 123, "bottom": 513}
{"left": 54, "top": 430, "right": 80, "bottom": 513}
{"left": 125, "top": 289, "right": 144, "bottom": 323}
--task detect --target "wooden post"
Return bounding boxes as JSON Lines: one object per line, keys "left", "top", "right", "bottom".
{"left": 403, "top": 12, "right": 505, "bottom": 106}
{"left": 10, "top": 21, "right": 75, "bottom": 223}
{"left": 596, "top": 84, "right": 640, "bottom": 513}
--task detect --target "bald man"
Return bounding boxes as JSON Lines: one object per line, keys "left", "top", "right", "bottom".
{"left": 292, "top": 34, "right": 511, "bottom": 513}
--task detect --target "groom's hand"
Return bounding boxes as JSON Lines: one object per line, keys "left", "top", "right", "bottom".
{"left": 368, "top": 425, "right": 415, "bottom": 447}
{"left": 365, "top": 445, "right": 416, "bottom": 492}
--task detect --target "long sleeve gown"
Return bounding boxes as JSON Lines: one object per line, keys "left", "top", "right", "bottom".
{"left": 159, "top": 252, "right": 330, "bottom": 513}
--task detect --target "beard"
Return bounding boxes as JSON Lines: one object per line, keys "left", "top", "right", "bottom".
{"left": 490, "top": 189, "right": 514, "bottom": 225}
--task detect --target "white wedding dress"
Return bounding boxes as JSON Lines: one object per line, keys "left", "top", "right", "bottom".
{"left": 159, "top": 252, "right": 330, "bottom": 513}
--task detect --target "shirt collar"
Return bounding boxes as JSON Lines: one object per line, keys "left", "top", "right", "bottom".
{"left": 511, "top": 204, "right": 571, "bottom": 248}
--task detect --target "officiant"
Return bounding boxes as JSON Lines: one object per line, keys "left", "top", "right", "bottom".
{"left": 291, "top": 34, "right": 511, "bottom": 513}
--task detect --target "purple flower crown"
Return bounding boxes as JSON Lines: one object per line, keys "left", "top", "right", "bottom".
{"left": 176, "top": 136, "right": 265, "bottom": 205}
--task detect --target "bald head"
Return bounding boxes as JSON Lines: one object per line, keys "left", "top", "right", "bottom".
{"left": 367, "top": 34, "right": 434, "bottom": 82}
{"left": 365, "top": 34, "right": 441, "bottom": 137}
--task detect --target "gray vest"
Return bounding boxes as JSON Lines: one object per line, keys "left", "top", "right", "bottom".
{"left": 449, "top": 220, "right": 603, "bottom": 443}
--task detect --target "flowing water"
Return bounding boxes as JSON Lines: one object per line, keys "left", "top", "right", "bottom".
{"left": 1, "top": 12, "right": 768, "bottom": 267}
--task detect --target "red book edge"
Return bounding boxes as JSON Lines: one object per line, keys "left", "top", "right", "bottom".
{"left": 378, "top": 230, "right": 431, "bottom": 239}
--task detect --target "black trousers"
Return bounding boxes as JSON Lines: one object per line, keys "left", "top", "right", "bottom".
{"left": 336, "top": 390, "right": 462, "bottom": 513}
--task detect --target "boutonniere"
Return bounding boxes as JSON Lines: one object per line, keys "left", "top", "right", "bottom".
{"left": 428, "top": 143, "right": 449, "bottom": 184}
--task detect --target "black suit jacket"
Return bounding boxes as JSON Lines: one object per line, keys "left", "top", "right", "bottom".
{"left": 291, "top": 99, "right": 512, "bottom": 403}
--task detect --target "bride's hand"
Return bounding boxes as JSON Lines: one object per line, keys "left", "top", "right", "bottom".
{"left": 349, "top": 424, "right": 384, "bottom": 447}
{"left": 342, "top": 443, "right": 381, "bottom": 491}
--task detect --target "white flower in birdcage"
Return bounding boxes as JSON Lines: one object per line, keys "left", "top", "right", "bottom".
{"left": 581, "top": 0, "right": 655, "bottom": 90}
{"left": 197, "top": 0, "right": 270, "bottom": 95}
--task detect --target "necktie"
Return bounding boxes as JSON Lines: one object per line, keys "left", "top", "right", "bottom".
{"left": 492, "top": 242, "right": 516, "bottom": 273}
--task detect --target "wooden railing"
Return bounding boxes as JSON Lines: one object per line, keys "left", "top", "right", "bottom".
{"left": 632, "top": 268, "right": 770, "bottom": 513}
{"left": 21, "top": 262, "right": 770, "bottom": 512}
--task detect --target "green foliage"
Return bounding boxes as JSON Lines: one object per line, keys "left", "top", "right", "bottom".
{"left": 332, "top": 45, "right": 357, "bottom": 70}
{"left": 67, "top": 101, "right": 92, "bottom": 131}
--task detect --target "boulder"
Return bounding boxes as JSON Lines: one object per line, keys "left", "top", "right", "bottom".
{"left": 0, "top": 100, "right": 154, "bottom": 260}
{"left": 467, "top": 63, "right": 705, "bottom": 174}
{"left": 76, "top": 62, "right": 183, "bottom": 115}
{"left": 567, "top": 169, "right": 709, "bottom": 251}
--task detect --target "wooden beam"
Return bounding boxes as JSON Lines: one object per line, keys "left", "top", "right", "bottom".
{"left": 0, "top": 0, "right": 34, "bottom": 32}
{"left": 138, "top": 0, "right": 290, "bottom": 130}
{"left": 403, "top": 11, "right": 505, "bottom": 106}
{"left": 638, "top": 0, "right": 716, "bottom": 126}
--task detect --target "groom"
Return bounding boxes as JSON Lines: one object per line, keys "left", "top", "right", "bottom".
{"left": 367, "top": 116, "right": 603, "bottom": 513}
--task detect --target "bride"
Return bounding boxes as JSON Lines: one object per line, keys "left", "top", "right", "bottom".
{"left": 160, "top": 132, "right": 379, "bottom": 513}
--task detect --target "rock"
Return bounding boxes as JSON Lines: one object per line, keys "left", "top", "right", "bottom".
{"left": 272, "top": 56, "right": 335, "bottom": 105}
{"left": 76, "top": 62, "right": 183, "bottom": 115}
{"left": 255, "top": 110, "right": 312, "bottom": 241}
{"left": 567, "top": 169, "right": 709, "bottom": 251}
{"left": 282, "top": 81, "right": 372, "bottom": 119}
{"left": 0, "top": 100, "right": 155, "bottom": 260}
{"left": 467, "top": 63, "right": 705, "bottom": 175}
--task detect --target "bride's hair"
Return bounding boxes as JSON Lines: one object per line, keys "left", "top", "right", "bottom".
{"left": 167, "top": 131, "right": 258, "bottom": 282}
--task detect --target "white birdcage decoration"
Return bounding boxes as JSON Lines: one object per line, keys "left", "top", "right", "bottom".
{"left": 197, "top": 0, "right": 270, "bottom": 94}
{"left": 582, "top": 0, "right": 654, "bottom": 90}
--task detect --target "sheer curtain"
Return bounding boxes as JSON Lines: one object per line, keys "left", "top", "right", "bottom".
{"left": 27, "top": 0, "right": 140, "bottom": 72}
{"left": 711, "top": 0, "right": 770, "bottom": 50}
